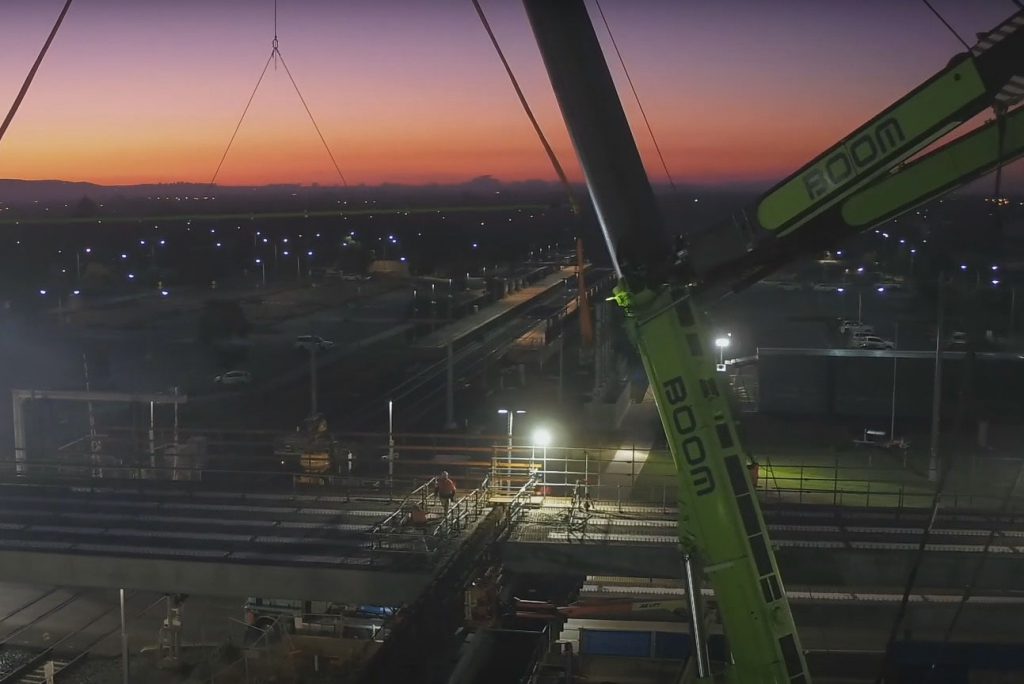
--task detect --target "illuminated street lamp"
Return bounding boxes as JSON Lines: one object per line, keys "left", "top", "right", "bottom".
{"left": 75, "top": 247, "right": 92, "bottom": 283}
{"left": 714, "top": 335, "right": 731, "bottom": 365}
{"left": 255, "top": 258, "right": 266, "bottom": 287}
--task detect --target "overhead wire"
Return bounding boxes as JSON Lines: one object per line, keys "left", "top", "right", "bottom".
{"left": 471, "top": 0, "right": 580, "bottom": 215}
{"left": 0, "top": 0, "right": 75, "bottom": 146}
{"left": 592, "top": 0, "right": 679, "bottom": 197}
{"left": 210, "top": 0, "right": 348, "bottom": 187}
{"left": 923, "top": 104, "right": 1016, "bottom": 671}
{"left": 873, "top": 319, "right": 971, "bottom": 684}
{"left": 939, "top": 463, "right": 1023, "bottom": 642}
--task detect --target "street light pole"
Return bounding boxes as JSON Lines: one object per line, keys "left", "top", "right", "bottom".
{"left": 309, "top": 345, "right": 318, "bottom": 416}
{"left": 387, "top": 399, "right": 395, "bottom": 481}
{"left": 119, "top": 588, "right": 129, "bottom": 684}
{"left": 1011, "top": 287, "right": 1017, "bottom": 333}
{"left": 890, "top": 321, "right": 898, "bottom": 442}
{"left": 929, "top": 273, "right": 944, "bottom": 482}
{"left": 532, "top": 427, "right": 552, "bottom": 488}
{"left": 714, "top": 335, "right": 731, "bottom": 366}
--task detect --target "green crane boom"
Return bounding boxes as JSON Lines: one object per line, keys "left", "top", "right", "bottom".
{"left": 525, "top": 2, "right": 1024, "bottom": 682}
{"left": 690, "top": 11, "right": 1024, "bottom": 296}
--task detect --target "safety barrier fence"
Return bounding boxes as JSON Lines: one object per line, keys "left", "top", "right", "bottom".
{"left": 488, "top": 447, "right": 1024, "bottom": 514}
{"left": 367, "top": 475, "right": 494, "bottom": 567}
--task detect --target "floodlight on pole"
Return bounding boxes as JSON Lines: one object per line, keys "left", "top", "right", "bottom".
{"left": 532, "top": 426, "right": 552, "bottom": 485}
{"left": 498, "top": 409, "right": 525, "bottom": 489}
{"left": 714, "top": 335, "right": 731, "bottom": 365}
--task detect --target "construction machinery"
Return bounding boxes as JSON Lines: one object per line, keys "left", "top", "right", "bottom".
{"left": 524, "top": 2, "right": 1024, "bottom": 682}
{"left": 274, "top": 413, "right": 337, "bottom": 485}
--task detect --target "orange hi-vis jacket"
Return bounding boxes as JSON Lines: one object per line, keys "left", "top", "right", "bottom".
{"left": 437, "top": 477, "right": 457, "bottom": 497}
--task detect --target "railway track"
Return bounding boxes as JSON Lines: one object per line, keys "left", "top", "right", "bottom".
{"left": 0, "top": 589, "right": 164, "bottom": 684}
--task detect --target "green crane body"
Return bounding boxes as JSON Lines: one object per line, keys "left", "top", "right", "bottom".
{"left": 615, "top": 283, "right": 806, "bottom": 683}
{"left": 528, "top": 3, "right": 1024, "bottom": 682}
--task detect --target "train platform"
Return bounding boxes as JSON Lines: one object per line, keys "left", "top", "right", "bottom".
{"left": 413, "top": 266, "right": 575, "bottom": 351}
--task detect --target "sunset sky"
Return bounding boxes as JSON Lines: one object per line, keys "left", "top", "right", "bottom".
{"left": 0, "top": 0, "right": 1019, "bottom": 187}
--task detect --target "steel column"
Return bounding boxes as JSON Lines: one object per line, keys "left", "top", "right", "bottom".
{"left": 522, "top": 0, "right": 670, "bottom": 285}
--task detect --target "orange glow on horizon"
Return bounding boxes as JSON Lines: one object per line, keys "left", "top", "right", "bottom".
{"left": 0, "top": 1, "right": 1019, "bottom": 189}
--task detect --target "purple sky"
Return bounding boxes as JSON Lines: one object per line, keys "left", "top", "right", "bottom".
{"left": 0, "top": 0, "right": 1018, "bottom": 187}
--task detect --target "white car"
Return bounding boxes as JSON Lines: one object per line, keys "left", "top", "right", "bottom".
{"left": 855, "top": 335, "right": 895, "bottom": 350}
{"left": 215, "top": 370, "right": 252, "bottom": 385}
{"left": 294, "top": 335, "right": 336, "bottom": 352}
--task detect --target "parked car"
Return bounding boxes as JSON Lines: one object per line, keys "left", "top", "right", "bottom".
{"left": 215, "top": 370, "right": 252, "bottom": 385}
{"left": 855, "top": 335, "right": 895, "bottom": 350}
{"left": 945, "top": 331, "right": 968, "bottom": 348}
{"left": 848, "top": 331, "right": 872, "bottom": 347}
{"left": 294, "top": 335, "right": 336, "bottom": 352}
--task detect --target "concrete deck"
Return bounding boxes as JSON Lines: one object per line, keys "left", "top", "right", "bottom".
{"left": 0, "top": 481, "right": 486, "bottom": 604}
{"left": 504, "top": 501, "right": 1024, "bottom": 590}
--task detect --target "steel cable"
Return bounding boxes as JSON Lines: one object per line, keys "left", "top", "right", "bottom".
{"left": 592, "top": 0, "right": 679, "bottom": 197}
{"left": 0, "top": 0, "right": 75, "bottom": 146}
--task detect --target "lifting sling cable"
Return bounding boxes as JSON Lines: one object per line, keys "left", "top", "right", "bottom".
{"left": 592, "top": 0, "right": 679, "bottom": 198}
{"left": 471, "top": 0, "right": 580, "bottom": 214}
{"left": 210, "top": 53, "right": 275, "bottom": 186}
{"left": 0, "top": 0, "right": 75, "bottom": 146}
{"left": 210, "top": 0, "right": 348, "bottom": 187}
{"left": 920, "top": 0, "right": 970, "bottom": 50}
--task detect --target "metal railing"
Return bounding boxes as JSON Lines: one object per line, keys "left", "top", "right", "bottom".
{"left": 367, "top": 475, "right": 494, "bottom": 566}
{"left": 485, "top": 446, "right": 1024, "bottom": 515}
{"left": 506, "top": 475, "right": 539, "bottom": 531}
{"left": 372, "top": 477, "right": 438, "bottom": 534}
{"left": 432, "top": 474, "right": 490, "bottom": 541}
{"left": 10, "top": 425, "right": 1024, "bottom": 516}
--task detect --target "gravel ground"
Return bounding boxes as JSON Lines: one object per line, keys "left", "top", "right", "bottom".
{"left": 0, "top": 647, "right": 37, "bottom": 677}
{"left": 61, "top": 650, "right": 220, "bottom": 684}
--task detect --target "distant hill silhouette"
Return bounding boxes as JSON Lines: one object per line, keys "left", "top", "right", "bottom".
{"left": 0, "top": 176, "right": 778, "bottom": 208}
